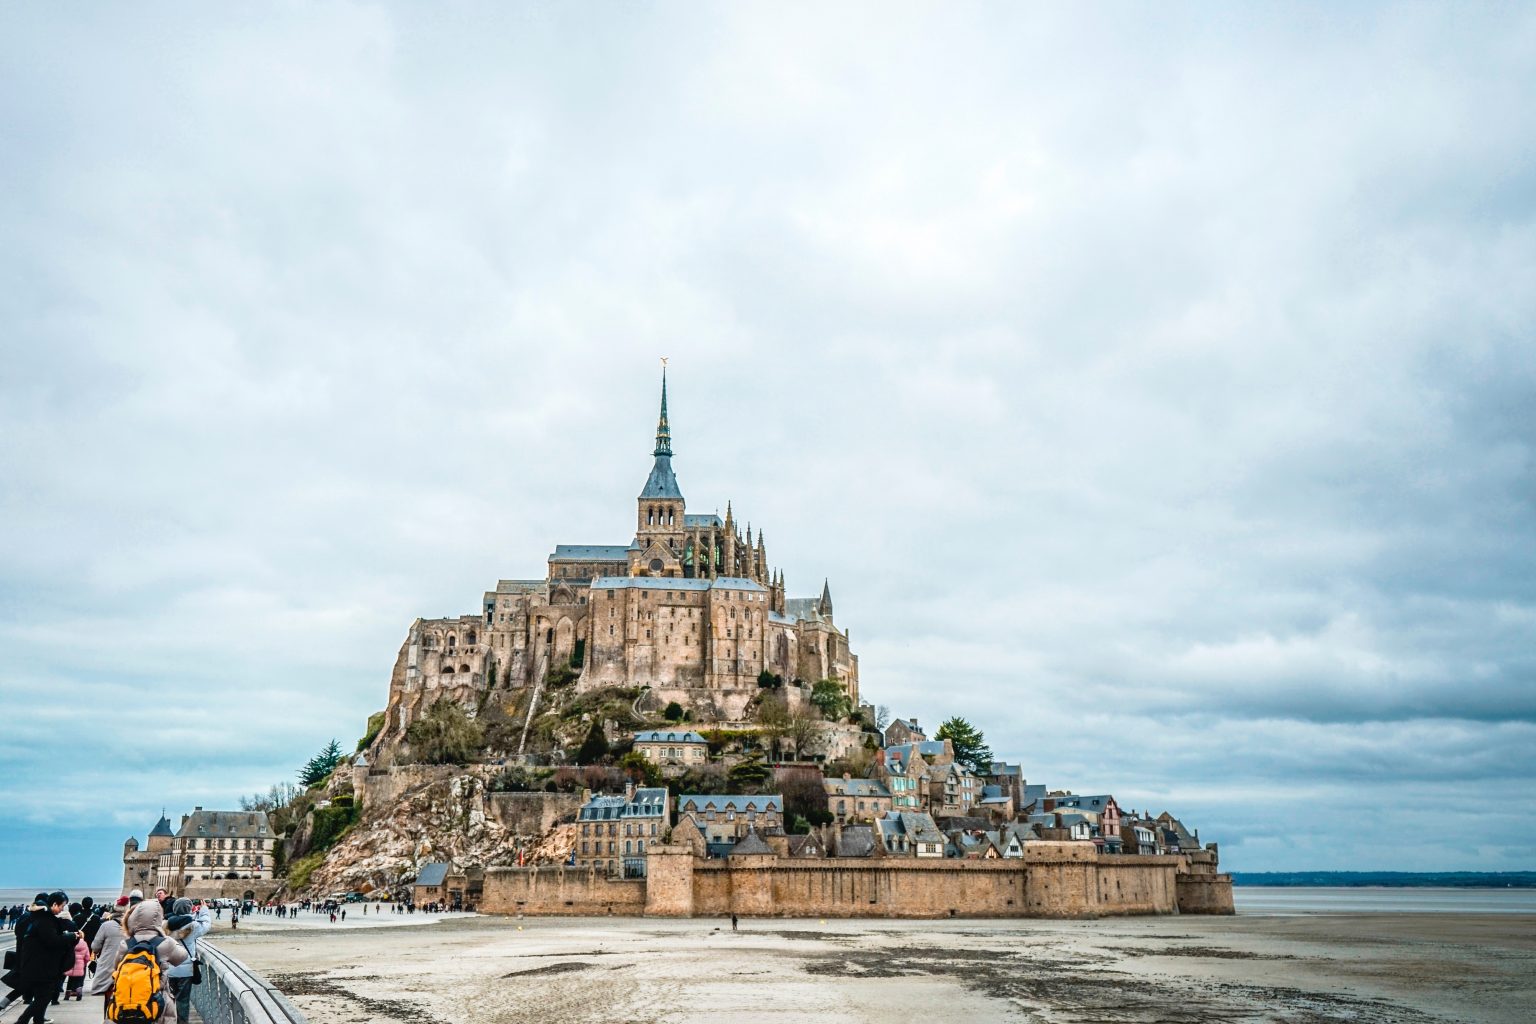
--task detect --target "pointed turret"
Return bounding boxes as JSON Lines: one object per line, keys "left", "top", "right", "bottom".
{"left": 639, "top": 364, "right": 683, "bottom": 502}
{"left": 818, "top": 578, "right": 834, "bottom": 619}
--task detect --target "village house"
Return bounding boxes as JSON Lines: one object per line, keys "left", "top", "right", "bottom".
{"left": 631, "top": 729, "right": 709, "bottom": 776}
{"left": 976, "top": 784, "right": 1014, "bottom": 819}
{"left": 676, "top": 794, "right": 783, "bottom": 844}
{"left": 876, "top": 811, "right": 946, "bottom": 858}
{"left": 883, "top": 717, "right": 926, "bottom": 747}
{"left": 923, "top": 761, "right": 982, "bottom": 817}
{"left": 823, "top": 775, "right": 893, "bottom": 823}
{"left": 1051, "top": 794, "right": 1123, "bottom": 853}
{"left": 875, "top": 746, "right": 929, "bottom": 810}
{"left": 575, "top": 785, "right": 670, "bottom": 874}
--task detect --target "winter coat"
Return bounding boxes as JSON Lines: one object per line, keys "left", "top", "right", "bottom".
{"left": 163, "top": 907, "right": 211, "bottom": 980}
{"left": 124, "top": 905, "right": 189, "bottom": 1024}
{"left": 12, "top": 905, "right": 78, "bottom": 993}
{"left": 68, "top": 936, "right": 89, "bottom": 977}
{"left": 89, "top": 918, "right": 125, "bottom": 997}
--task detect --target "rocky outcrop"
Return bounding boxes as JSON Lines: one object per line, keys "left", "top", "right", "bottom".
{"left": 295, "top": 767, "right": 576, "bottom": 897}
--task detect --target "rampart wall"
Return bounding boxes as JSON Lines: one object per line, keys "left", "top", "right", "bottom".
{"left": 481, "top": 842, "right": 1233, "bottom": 919}
{"left": 482, "top": 865, "right": 646, "bottom": 915}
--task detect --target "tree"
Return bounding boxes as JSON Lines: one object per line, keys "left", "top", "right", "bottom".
{"left": 298, "top": 740, "right": 344, "bottom": 787}
{"left": 663, "top": 701, "right": 685, "bottom": 722}
{"left": 785, "top": 703, "right": 821, "bottom": 759}
{"left": 576, "top": 721, "right": 610, "bottom": 764}
{"left": 935, "top": 716, "right": 993, "bottom": 774}
{"left": 810, "top": 679, "right": 851, "bottom": 721}
{"left": 875, "top": 705, "right": 891, "bottom": 731}
{"left": 618, "top": 751, "right": 662, "bottom": 787}
{"left": 727, "top": 752, "right": 771, "bottom": 789}
{"left": 776, "top": 767, "right": 832, "bottom": 828}
{"left": 405, "top": 699, "right": 484, "bottom": 765}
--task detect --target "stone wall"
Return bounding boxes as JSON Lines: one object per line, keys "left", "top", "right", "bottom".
{"left": 484, "top": 842, "right": 1233, "bottom": 919}
{"left": 183, "top": 879, "right": 282, "bottom": 902}
{"left": 487, "top": 791, "right": 584, "bottom": 834}
{"left": 359, "top": 765, "right": 462, "bottom": 809}
{"left": 482, "top": 865, "right": 646, "bottom": 915}
{"left": 1176, "top": 873, "right": 1236, "bottom": 914}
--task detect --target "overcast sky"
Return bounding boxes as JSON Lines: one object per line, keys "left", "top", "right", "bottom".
{"left": 2, "top": 4, "right": 1533, "bottom": 886}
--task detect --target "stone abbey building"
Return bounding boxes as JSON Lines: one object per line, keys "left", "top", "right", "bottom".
{"left": 376, "top": 372, "right": 859, "bottom": 752}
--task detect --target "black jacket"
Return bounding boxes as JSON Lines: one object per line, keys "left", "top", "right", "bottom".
{"left": 12, "top": 907, "right": 78, "bottom": 993}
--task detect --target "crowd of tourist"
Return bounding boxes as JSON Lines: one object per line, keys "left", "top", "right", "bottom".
{"left": 0, "top": 888, "right": 209, "bottom": 1024}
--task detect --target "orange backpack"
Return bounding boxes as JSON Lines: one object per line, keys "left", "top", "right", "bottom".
{"left": 107, "top": 937, "right": 164, "bottom": 1022}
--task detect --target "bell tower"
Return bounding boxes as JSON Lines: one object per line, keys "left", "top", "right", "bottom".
{"left": 634, "top": 362, "right": 686, "bottom": 576}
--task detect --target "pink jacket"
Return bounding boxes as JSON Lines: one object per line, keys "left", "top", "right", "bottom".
{"left": 68, "top": 936, "right": 89, "bottom": 977}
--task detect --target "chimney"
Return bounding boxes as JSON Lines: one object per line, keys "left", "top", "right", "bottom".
{"left": 625, "top": 781, "right": 636, "bottom": 802}
{"left": 194, "top": 806, "right": 202, "bottom": 812}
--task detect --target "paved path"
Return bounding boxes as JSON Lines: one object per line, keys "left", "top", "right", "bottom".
{"left": 1, "top": 991, "right": 202, "bottom": 1023}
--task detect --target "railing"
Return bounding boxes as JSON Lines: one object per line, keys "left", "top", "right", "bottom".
{"left": 190, "top": 941, "right": 307, "bottom": 1024}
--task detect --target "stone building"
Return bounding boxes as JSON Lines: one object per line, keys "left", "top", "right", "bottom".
{"left": 675, "top": 794, "right": 783, "bottom": 844}
{"left": 374, "top": 370, "right": 859, "bottom": 756}
{"left": 122, "top": 813, "right": 175, "bottom": 893}
{"left": 575, "top": 786, "right": 669, "bottom": 874}
{"left": 123, "top": 808, "right": 276, "bottom": 895}
{"left": 632, "top": 729, "right": 709, "bottom": 775}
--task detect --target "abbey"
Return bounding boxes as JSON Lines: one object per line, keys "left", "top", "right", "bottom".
{"left": 376, "top": 371, "right": 858, "bottom": 752}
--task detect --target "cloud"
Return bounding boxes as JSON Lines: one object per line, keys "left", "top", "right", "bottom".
{"left": 1, "top": 2, "right": 1534, "bottom": 882}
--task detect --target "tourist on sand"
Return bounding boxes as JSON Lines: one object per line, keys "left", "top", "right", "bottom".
{"left": 122, "top": 898, "right": 189, "bottom": 1024}
{"left": 9, "top": 891, "right": 81, "bottom": 1024}
{"left": 730, "top": 913, "right": 738, "bottom": 932}
{"left": 164, "top": 899, "right": 211, "bottom": 1024}
{"left": 90, "top": 906, "right": 127, "bottom": 1017}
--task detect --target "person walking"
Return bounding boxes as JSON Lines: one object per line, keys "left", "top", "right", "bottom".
{"left": 10, "top": 891, "right": 80, "bottom": 1024}
{"left": 730, "top": 913, "right": 739, "bottom": 932}
{"left": 163, "top": 899, "right": 210, "bottom": 1024}
{"left": 64, "top": 930, "right": 89, "bottom": 1001}
{"left": 89, "top": 906, "right": 127, "bottom": 1019}
{"left": 119, "top": 898, "right": 189, "bottom": 1024}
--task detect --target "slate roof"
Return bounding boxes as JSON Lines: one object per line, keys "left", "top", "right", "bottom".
{"left": 414, "top": 862, "right": 450, "bottom": 887}
{"left": 834, "top": 825, "right": 877, "bottom": 858}
{"left": 1053, "top": 794, "right": 1115, "bottom": 812}
{"left": 633, "top": 730, "right": 707, "bottom": 744}
{"left": 824, "top": 778, "right": 891, "bottom": 798}
{"left": 176, "top": 810, "right": 272, "bottom": 839}
{"left": 986, "top": 762, "right": 1022, "bottom": 778}
{"left": 590, "top": 577, "right": 766, "bottom": 593}
{"left": 887, "top": 741, "right": 950, "bottom": 764}
{"left": 677, "top": 794, "right": 783, "bottom": 813}
{"left": 640, "top": 455, "right": 683, "bottom": 500}
{"left": 683, "top": 513, "right": 723, "bottom": 528}
{"left": 786, "top": 834, "right": 823, "bottom": 857}
{"left": 578, "top": 788, "right": 669, "bottom": 821}
{"left": 783, "top": 597, "right": 830, "bottom": 623}
{"left": 979, "top": 785, "right": 1010, "bottom": 804}
{"left": 148, "top": 814, "right": 175, "bottom": 838}
{"left": 727, "top": 831, "right": 776, "bottom": 857}
{"left": 551, "top": 545, "right": 632, "bottom": 562}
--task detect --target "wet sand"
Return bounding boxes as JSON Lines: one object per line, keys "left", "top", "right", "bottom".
{"left": 217, "top": 911, "right": 1536, "bottom": 1023}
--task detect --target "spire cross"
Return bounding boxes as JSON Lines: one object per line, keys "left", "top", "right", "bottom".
{"left": 654, "top": 360, "right": 673, "bottom": 457}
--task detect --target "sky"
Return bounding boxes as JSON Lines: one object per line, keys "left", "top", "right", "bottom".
{"left": 1, "top": 3, "right": 1533, "bottom": 886}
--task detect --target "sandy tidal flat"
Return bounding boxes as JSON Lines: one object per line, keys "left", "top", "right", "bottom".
{"left": 216, "top": 912, "right": 1536, "bottom": 1024}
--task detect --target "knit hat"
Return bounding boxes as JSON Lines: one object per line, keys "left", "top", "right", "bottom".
{"left": 172, "top": 898, "right": 193, "bottom": 915}
{"left": 128, "top": 889, "right": 144, "bottom": 901}
{"left": 115, "top": 896, "right": 130, "bottom": 907}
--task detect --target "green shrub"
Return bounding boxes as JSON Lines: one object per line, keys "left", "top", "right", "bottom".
{"left": 287, "top": 851, "right": 325, "bottom": 890}
{"left": 356, "top": 711, "right": 386, "bottom": 752}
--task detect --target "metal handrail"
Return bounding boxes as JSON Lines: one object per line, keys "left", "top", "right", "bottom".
{"left": 190, "top": 940, "right": 307, "bottom": 1024}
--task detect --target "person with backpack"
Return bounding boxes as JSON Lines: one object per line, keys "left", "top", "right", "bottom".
{"left": 90, "top": 906, "right": 126, "bottom": 1017}
{"left": 163, "top": 899, "right": 210, "bottom": 1023}
{"left": 111, "top": 898, "right": 188, "bottom": 1023}
{"left": 9, "top": 891, "right": 80, "bottom": 1024}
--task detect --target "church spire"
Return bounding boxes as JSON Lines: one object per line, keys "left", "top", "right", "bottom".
{"left": 819, "top": 578, "right": 834, "bottom": 619}
{"left": 654, "top": 362, "right": 672, "bottom": 457}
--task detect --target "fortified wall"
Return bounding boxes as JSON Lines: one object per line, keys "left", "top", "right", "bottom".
{"left": 481, "top": 842, "right": 1234, "bottom": 919}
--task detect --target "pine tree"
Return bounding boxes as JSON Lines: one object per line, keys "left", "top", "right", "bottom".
{"left": 576, "top": 721, "right": 610, "bottom": 764}
{"left": 935, "top": 717, "right": 993, "bottom": 774}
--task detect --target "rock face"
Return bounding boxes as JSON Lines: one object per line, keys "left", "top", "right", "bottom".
{"left": 298, "top": 768, "right": 576, "bottom": 897}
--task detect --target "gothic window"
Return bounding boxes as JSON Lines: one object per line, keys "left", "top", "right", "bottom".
{"left": 447, "top": 635, "right": 457, "bottom": 649}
